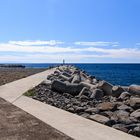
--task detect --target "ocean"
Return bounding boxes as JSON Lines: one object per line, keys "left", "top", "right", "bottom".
{"left": 23, "top": 63, "right": 140, "bottom": 86}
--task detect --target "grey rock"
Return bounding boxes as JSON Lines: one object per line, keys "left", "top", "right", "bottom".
{"left": 101, "top": 111, "right": 114, "bottom": 118}
{"left": 51, "top": 80, "right": 84, "bottom": 95}
{"left": 74, "top": 106, "right": 85, "bottom": 113}
{"left": 114, "top": 110, "right": 130, "bottom": 122}
{"left": 66, "top": 104, "right": 71, "bottom": 108}
{"left": 63, "top": 93, "right": 72, "bottom": 98}
{"left": 64, "top": 99, "right": 70, "bottom": 104}
{"left": 67, "top": 107, "right": 75, "bottom": 113}
{"left": 80, "top": 113, "right": 90, "bottom": 118}
{"left": 80, "top": 95, "right": 89, "bottom": 101}
{"left": 126, "top": 123, "right": 140, "bottom": 129}
{"left": 112, "top": 124, "right": 128, "bottom": 133}
{"left": 58, "top": 74, "right": 70, "bottom": 81}
{"left": 78, "top": 87, "right": 91, "bottom": 97}
{"left": 90, "top": 89, "right": 104, "bottom": 99}
{"left": 47, "top": 74, "right": 53, "bottom": 80}
{"left": 110, "top": 96, "right": 117, "bottom": 102}
{"left": 130, "top": 109, "right": 140, "bottom": 119}
{"left": 129, "top": 97, "right": 140, "bottom": 109}
{"left": 85, "top": 107, "right": 99, "bottom": 114}
{"left": 80, "top": 82, "right": 98, "bottom": 90}
{"left": 128, "top": 126, "right": 140, "bottom": 137}
{"left": 98, "top": 80, "right": 113, "bottom": 95}
{"left": 132, "top": 126, "right": 140, "bottom": 137}
{"left": 112, "top": 86, "right": 125, "bottom": 97}
{"left": 88, "top": 114, "right": 110, "bottom": 125}
{"left": 83, "top": 79, "right": 92, "bottom": 84}
{"left": 54, "top": 70, "right": 61, "bottom": 74}
{"left": 118, "top": 92, "right": 130, "bottom": 100}
{"left": 122, "top": 86, "right": 129, "bottom": 92}
{"left": 71, "top": 74, "right": 81, "bottom": 83}
{"left": 119, "top": 118, "right": 135, "bottom": 125}
{"left": 115, "top": 110, "right": 130, "bottom": 117}
{"left": 92, "top": 78, "right": 98, "bottom": 84}
{"left": 129, "top": 85, "right": 140, "bottom": 96}
{"left": 97, "top": 102, "right": 116, "bottom": 111}
{"left": 62, "top": 72, "right": 71, "bottom": 77}
{"left": 32, "top": 96, "right": 38, "bottom": 100}
{"left": 117, "top": 104, "right": 133, "bottom": 112}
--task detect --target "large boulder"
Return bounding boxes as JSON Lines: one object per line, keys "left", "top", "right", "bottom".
{"left": 129, "top": 97, "right": 140, "bottom": 109}
{"left": 71, "top": 74, "right": 81, "bottom": 83}
{"left": 80, "top": 82, "right": 98, "bottom": 90}
{"left": 129, "top": 85, "right": 140, "bottom": 96}
{"left": 118, "top": 92, "right": 131, "bottom": 100}
{"left": 51, "top": 80, "right": 83, "bottom": 96}
{"left": 130, "top": 126, "right": 140, "bottom": 137}
{"left": 54, "top": 70, "right": 61, "bottom": 74}
{"left": 122, "top": 86, "right": 129, "bottom": 92}
{"left": 83, "top": 79, "right": 92, "bottom": 84}
{"left": 90, "top": 89, "right": 104, "bottom": 99}
{"left": 98, "top": 80, "right": 113, "bottom": 95}
{"left": 78, "top": 87, "right": 91, "bottom": 97}
{"left": 112, "top": 86, "right": 125, "bottom": 97}
{"left": 58, "top": 74, "right": 70, "bottom": 81}
{"left": 62, "top": 72, "right": 71, "bottom": 77}
{"left": 114, "top": 110, "right": 130, "bottom": 121}
{"left": 130, "top": 109, "right": 140, "bottom": 119}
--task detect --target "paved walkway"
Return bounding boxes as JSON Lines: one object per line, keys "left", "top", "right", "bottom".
{"left": 0, "top": 68, "right": 139, "bottom": 140}
{"left": 0, "top": 68, "right": 55, "bottom": 103}
{"left": 14, "top": 96, "right": 140, "bottom": 140}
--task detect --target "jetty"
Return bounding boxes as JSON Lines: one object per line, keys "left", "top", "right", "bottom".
{"left": 0, "top": 65, "right": 139, "bottom": 140}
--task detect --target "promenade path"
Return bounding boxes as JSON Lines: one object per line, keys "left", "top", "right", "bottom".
{"left": 0, "top": 68, "right": 139, "bottom": 140}
{"left": 0, "top": 68, "right": 56, "bottom": 103}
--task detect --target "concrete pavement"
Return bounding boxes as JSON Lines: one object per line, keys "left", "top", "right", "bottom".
{"left": 13, "top": 96, "right": 140, "bottom": 140}
{"left": 0, "top": 68, "right": 55, "bottom": 103}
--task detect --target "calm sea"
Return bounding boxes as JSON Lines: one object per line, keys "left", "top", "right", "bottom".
{"left": 23, "top": 63, "right": 140, "bottom": 86}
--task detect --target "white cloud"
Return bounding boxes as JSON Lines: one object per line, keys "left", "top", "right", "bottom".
{"left": 0, "top": 43, "right": 71, "bottom": 53}
{"left": 74, "top": 41, "right": 119, "bottom": 47}
{"left": 0, "top": 40, "right": 139, "bottom": 63}
{"left": 9, "top": 40, "right": 64, "bottom": 46}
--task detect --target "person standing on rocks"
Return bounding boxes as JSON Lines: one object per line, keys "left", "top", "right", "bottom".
{"left": 63, "top": 59, "right": 65, "bottom": 65}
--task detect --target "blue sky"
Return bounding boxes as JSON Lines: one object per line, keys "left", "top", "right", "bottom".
{"left": 0, "top": 0, "right": 140, "bottom": 63}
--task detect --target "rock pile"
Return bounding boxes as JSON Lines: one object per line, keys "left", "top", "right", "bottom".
{"left": 30, "top": 65, "right": 140, "bottom": 138}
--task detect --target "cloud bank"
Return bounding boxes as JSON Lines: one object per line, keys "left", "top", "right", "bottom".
{"left": 0, "top": 40, "right": 140, "bottom": 63}
{"left": 9, "top": 40, "right": 64, "bottom": 46}
{"left": 74, "top": 41, "right": 119, "bottom": 47}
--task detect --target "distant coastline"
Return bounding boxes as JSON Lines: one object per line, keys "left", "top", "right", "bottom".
{"left": 0, "top": 63, "right": 140, "bottom": 86}
{"left": 0, "top": 64, "right": 25, "bottom": 68}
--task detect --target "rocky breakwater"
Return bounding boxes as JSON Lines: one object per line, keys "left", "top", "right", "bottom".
{"left": 29, "top": 65, "right": 140, "bottom": 138}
